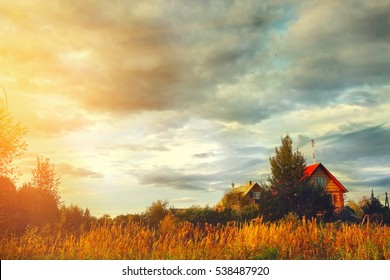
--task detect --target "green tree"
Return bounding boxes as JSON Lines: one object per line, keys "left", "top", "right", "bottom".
{"left": 258, "top": 135, "right": 333, "bottom": 221}
{"left": 31, "top": 156, "right": 61, "bottom": 207}
{"left": 0, "top": 103, "right": 27, "bottom": 177}
{"left": 346, "top": 200, "right": 364, "bottom": 219}
{"left": 59, "top": 204, "right": 93, "bottom": 233}
{"left": 268, "top": 135, "right": 306, "bottom": 188}
{"left": 144, "top": 200, "right": 170, "bottom": 227}
{"left": 217, "top": 189, "right": 260, "bottom": 222}
{"left": 362, "top": 197, "right": 384, "bottom": 223}
{"left": 218, "top": 189, "right": 255, "bottom": 212}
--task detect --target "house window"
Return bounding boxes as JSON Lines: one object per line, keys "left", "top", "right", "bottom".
{"left": 315, "top": 177, "right": 326, "bottom": 187}
{"left": 253, "top": 192, "right": 261, "bottom": 200}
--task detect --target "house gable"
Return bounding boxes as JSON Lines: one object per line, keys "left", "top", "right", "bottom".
{"left": 234, "top": 181, "right": 262, "bottom": 198}
{"left": 304, "top": 163, "right": 348, "bottom": 210}
{"left": 304, "top": 163, "right": 348, "bottom": 193}
{"left": 216, "top": 181, "right": 262, "bottom": 210}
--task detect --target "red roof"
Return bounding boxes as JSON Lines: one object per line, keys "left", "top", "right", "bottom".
{"left": 303, "top": 163, "right": 348, "bottom": 193}
{"left": 303, "top": 163, "right": 321, "bottom": 178}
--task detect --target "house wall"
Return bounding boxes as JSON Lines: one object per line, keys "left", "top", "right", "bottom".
{"left": 309, "top": 168, "right": 344, "bottom": 210}
{"left": 244, "top": 184, "right": 263, "bottom": 204}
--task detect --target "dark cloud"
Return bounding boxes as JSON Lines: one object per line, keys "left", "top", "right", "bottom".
{"left": 3, "top": 0, "right": 390, "bottom": 127}
{"left": 57, "top": 163, "right": 104, "bottom": 179}
{"left": 48, "top": 1, "right": 283, "bottom": 123}
{"left": 204, "top": 97, "right": 277, "bottom": 124}
{"left": 320, "top": 124, "right": 390, "bottom": 161}
{"left": 282, "top": 0, "right": 390, "bottom": 105}
{"left": 337, "top": 90, "right": 382, "bottom": 107}
{"left": 343, "top": 176, "right": 390, "bottom": 202}
{"left": 357, "top": 176, "right": 390, "bottom": 189}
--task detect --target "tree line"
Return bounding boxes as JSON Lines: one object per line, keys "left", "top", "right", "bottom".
{"left": 1, "top": 103, "right": 389, "bottom": 238}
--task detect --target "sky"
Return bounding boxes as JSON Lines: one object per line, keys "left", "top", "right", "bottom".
{"left": 1, "top": 0, "right": 389, "bottom": 216}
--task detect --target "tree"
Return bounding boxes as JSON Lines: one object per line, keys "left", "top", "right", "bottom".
{"left": 218, "top": 189, "right": 255, "bottom": 212}
{"left": 59, "top": 204, "right": 91, "bottom": 233}
{"left": 362, "top": 197, "right": 384, "bottom": 224}
{"left": 345, "top": 200, "right": 364, "bottom": 219}
{"left": 144, "top": 200, "right": 170, "bottom": 227}
{"left": 216, "top": 189, "right": 260, "bottom": 222}
{"left": 0, "top": 103, "right": 27, "bottom": 177}
{"left": 258, "top": 135, "right": 333, "bottom": 221}
{"left": 18, "top": 182, "right": 60, "bottom": 226}
{"left": 15, "top": 157, "right": 61, "bottom": 227}
{"left": 31, "top": 156, "right": 61, "bottom": 207}
{"left": 0, "top": 176, "right": 21, "bottom": 234}
{"left": 268, "top": 135, "right": 306, "bottom": 188}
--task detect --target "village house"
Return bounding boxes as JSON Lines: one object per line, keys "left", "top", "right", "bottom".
{"left": 303, "top": 163, "right": 348, "bottom": 211}
{"left": 221, "top": 162, "right": 348, "bottom": 212}
{"left": 232, "top": 181, "right": 263, "bottom": 204}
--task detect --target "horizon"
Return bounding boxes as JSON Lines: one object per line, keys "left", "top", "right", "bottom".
{"left": 1, "top": 0, "right": 389, "bottom": 217}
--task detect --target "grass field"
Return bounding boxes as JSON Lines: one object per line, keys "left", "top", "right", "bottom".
{"left": 1, "top": 218, "right": 389, "bottom": 260}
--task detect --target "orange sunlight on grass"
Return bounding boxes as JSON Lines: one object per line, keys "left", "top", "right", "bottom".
{"left": 1, "top": 218, "right": 389, "bottom": 260}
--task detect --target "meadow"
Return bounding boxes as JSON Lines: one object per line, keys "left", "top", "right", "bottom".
{"left": 1, "top": 217, "right": 389, "bottom": 260}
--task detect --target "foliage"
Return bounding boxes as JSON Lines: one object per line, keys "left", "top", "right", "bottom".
{"left": 114, "top": 214, "right": 142, "bottom": 225}
{"left": 173, "top": 204, "right": 258, "bottom": 225}
{"left": 143, "top": 200, "right": 170, "bottom": 227}
{"left": 0, "top": 104, "right": 27, "bottom": 177}
{"left": 268, "top": 135, "right": 306, "bottom": 188}
{"left": 218, "top": 188, "right": 259, "bottom": 214}
{"left": 31, "top": 156, "right": 61, "bottom": 207}
{"left": 258, "top": 135, "right": 334, "bottom": 221}
{"left": 361, "top": 197, "right": 389, "bottom": 224}
{"left": 18, "top": 182, "right": 60, "bottom": 227}
{"left": 59, "top": 204, "right": 93, "bottom": 233}
{"left": 7, "top": 157, "right": 63, "bottom": 229}
{"left": 334, "top": 206, "right": 360, "bottom": 223}
{"left": 0, "top": 176, "right": 23, "bottom": 235}
{"left": 346, "top": 200, "right": 365, "bottom": 219}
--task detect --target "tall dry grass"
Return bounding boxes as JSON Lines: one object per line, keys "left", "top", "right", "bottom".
{"left": 1, "top": 218, "right": 389, "bottom": 259}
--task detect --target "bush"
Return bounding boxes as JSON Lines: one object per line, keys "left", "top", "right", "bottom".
{"left": 144, "top": 200, "right": 170, "bottom": 227}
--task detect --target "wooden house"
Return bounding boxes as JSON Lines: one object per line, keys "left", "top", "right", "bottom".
{"left": 232, "top": 181, "right": 263, "bottom": 204}
{"left": 218, "top": 163, "right": 348, "bottom": 213}
{"left": 303, "top": 163, "right": 348, "bottom": 211}
{"left": 215, "top": 181, "right": 262, "bottom": 211}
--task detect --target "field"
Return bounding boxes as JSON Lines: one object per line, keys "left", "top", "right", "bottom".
{"left": 1, "top": 218, "right": 390, "bottom": 260}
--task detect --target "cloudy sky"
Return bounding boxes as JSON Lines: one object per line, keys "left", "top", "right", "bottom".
{"left": 1, "top": 0, "right": 389, "bottom": 216}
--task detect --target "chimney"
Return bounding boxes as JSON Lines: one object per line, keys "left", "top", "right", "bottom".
{"left": 249, "top": 180, "right": 252, "bottom": 186}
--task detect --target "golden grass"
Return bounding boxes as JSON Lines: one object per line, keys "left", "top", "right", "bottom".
{"left": 1, "top": 218, "right": 389, "bottom": 260}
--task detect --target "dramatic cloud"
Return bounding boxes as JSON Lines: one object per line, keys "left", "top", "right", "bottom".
{"left": 281, "top": 0, "right": 390, "bottom": 102}
{"left": 2, "top": 0, "right": 389, "bottom": 214}
{"left": 321, "top": 124, "right": 390, "bottom": 161}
